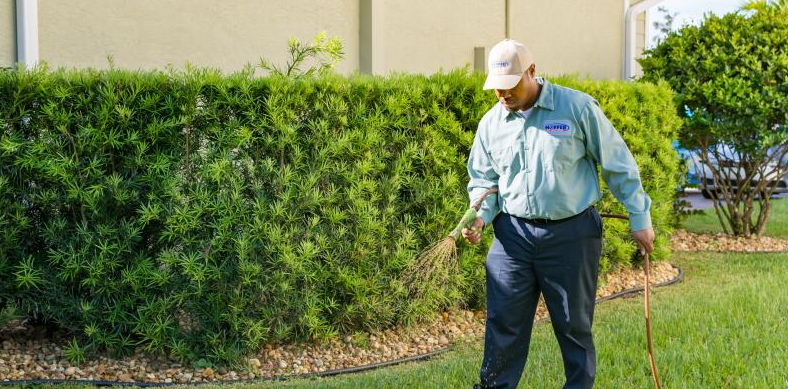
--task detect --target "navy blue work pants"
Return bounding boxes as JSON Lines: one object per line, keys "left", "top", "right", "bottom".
{"left": 478, "top": 207, "right": 602, "bottom": 389}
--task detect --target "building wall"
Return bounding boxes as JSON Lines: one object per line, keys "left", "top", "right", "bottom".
{"left": 634, "top": 8, "right": 647, "bottom": 77}
{"left": 37, "top": 0, "right": 360, "bottom": 74}
{"left": 509, "top": 0, "right": 626, "bottom": 79}
{"left": 0, "top": 1, "right": 14, "bottom": 67}
{"left": 7, "top": 0, "right": 654, "bottom": 79}
{"left": 380, "top": 0, "right": 505, "bottom": 75}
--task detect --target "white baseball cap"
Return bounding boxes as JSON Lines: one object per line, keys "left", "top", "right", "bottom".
{"left": 483, "top": 39, "right": 535, "bottom": 90}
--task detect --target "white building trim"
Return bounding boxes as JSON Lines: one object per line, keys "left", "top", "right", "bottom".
{"left": 16, "top": 0, "right": 39, "bottom": 69}
{"left": 623, "top": 0, "right": 664, "bottom": 80}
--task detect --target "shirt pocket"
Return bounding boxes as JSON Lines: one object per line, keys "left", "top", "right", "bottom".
{"left": 488, "top": 144, "right": 523, "bottom": 175}
{"left": 541, "top": 135, "right": 579, "bottom": 172}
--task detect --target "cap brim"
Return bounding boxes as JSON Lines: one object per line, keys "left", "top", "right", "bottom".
{"left": 482, "top": 74, "right": 523, "bottom": 90}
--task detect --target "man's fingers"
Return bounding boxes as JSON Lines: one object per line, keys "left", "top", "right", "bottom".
{"left": 637, "top": 241, "right": 654, "bottom": 255}
{"left": 460, "top": 218, "right": 485, "bottom": 244}
{"left": 632, "top": 228, "right": 655, "bottom": 255}
{"left": 461, "top": 228, "right": 480, "bottom": 244}
{"left": 644, "top": 238, "right": 654, "bottom": 253}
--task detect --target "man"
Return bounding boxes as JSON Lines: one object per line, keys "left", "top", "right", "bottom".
{"left": 463, "top": 39, "right": 655, "bottom": 389}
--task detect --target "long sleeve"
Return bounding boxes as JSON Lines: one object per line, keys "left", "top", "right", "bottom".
{"left": 467, "top": 132, "right": 500, "bottom": 226}
{"left": 583, "top": 100, "right": 652, "bottom": 231}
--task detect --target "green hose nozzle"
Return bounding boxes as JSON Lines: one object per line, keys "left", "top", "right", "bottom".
{"left": 449, "top": 208, "right": 479, "bottom": 240}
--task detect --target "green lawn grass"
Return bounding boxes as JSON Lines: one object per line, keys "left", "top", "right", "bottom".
{"left": 204, "top": 251, "right": 786, "bottom": 389}
{"left": 681, "top": 196, "right": 788, "bottom": 238}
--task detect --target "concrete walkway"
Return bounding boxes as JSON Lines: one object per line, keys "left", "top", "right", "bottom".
{"left": 680, "top": 188, "right": 788, "bottom": 210}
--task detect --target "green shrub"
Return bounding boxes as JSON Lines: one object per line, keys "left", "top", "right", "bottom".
{"left": 0, "top": 66, "right": 679, "bottom": 364}
{"left": 639, "top": 1, "right": 788, "bottom": 236}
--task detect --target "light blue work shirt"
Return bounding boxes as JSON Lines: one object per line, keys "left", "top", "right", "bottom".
{"left": 467, "top": 78, "right": 652, "bottom": 232}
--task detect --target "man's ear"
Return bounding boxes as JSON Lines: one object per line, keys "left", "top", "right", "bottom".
{"left": 528, "top": 64, "right": 537, "bottom": 78}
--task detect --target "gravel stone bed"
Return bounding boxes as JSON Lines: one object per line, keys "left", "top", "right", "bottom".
{"left": 671, "top": 229, "right": 788, "bottom": 252}
{"left": 0, "top": 261, "right": 679, "bottom": 384}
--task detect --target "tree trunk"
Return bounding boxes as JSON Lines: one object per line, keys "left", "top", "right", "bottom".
{"left": 728, "top": 203, "right": 743, "bottom": 236}
{"left": 741, "top": 195, "right": 754, "bottom": 237}
{"left": 755, "top": 201, "right": 772, "bottom": 236}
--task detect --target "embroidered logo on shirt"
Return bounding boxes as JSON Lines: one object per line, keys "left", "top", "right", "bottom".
{"left": 543, "top": 120, "right": 572, "bottom": 136}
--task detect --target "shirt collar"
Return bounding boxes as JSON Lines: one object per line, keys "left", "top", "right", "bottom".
{"left": 501, "top": 77, "right": 555, "bottom": 121}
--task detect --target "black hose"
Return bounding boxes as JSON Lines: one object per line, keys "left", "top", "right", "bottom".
{"left": 595, "top": 267, "right": 684, "bottom": 304}
{"left": 0, "top": 267, "right": 684, "bottom": 387}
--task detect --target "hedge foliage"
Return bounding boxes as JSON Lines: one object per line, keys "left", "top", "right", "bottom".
{"left": 0, "top": 66, "right": 680, "bottom": 364}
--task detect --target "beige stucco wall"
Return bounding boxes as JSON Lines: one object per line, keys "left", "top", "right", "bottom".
{"left": 509, "top": 0, "right": 626, "bottom": 79}
{"left": 637, "top": 11, "right": 647, "bottom": 53}
{"left": 378, "top": 0, "right": 653, "bottom": 79}
{"left": 28, "top": 0, "right": 653, "bottom": 79}
{"left": 634, "top": 9, "right": 647, "bottom": 77}
{"left": 37, "top": 0, "right": 359, "bottom": 74}
{"left": 0, "top": 1, "right": 14, "bottom": 67}
{"left": 380, "top": 0, "right": 505, "bottom": 75}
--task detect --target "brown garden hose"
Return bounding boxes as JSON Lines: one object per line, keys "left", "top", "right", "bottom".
{"left": 474, "top": 189, "right": 663, "bottom": 389}
{"left": 642, "top": 250, "right": 662, "bottom": 389}
{"left": 600, "top": 213, "right": 662, "bottom": 389}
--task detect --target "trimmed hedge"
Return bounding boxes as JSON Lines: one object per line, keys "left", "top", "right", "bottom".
{"left": 0, "top": 67, "right": 680, "bottom": 364}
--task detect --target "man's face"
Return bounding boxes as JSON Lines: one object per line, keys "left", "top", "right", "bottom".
{"left": 494, "top": 65, "right": 537, "bottom": 112}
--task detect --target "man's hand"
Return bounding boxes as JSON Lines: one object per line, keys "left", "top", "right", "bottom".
{"left": 461, "top": 217, "right": 485, "bottom": 244}
{"left": 632, "top": 227, "right": 655, "bottom": 255}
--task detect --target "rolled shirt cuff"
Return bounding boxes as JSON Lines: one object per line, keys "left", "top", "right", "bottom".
{"left": 477, "top": 208, "right": 499, "bottom": 227}
{"left": 628, "top": 211, "right": 652, "bottom": 232}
